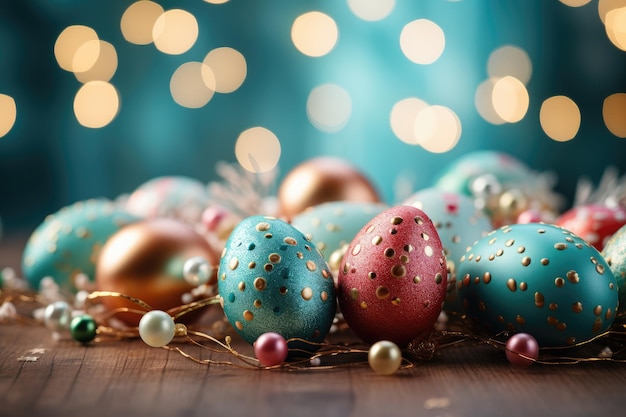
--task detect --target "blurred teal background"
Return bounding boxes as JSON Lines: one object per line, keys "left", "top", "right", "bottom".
{"left": 1, "top": 0, "right": 626, "bottom": 234}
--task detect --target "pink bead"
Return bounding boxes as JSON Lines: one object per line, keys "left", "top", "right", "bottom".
{"left": 254, "top": 332, "right": 288, "bottom": 367}
{"left": 506, "top": 333, "right": 539, "bottom": 367}
{"left": 201, "top": 206, "right": 227, "bottom": 231}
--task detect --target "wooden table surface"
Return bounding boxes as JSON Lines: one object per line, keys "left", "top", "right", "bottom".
{"left": 2, "top": 233, "right": 626, "bottom": 417}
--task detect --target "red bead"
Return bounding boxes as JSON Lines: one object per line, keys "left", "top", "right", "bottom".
{"left": 254, "top": 332, "right": 288, "bottom": 367}
{"left": 506, "top": 333, "right": 539, "bottom": 367}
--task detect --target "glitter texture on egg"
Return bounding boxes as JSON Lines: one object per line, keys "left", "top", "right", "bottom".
{"left": 217, "top": 216, "right": 336, "bottom": 348}
{"left": 337, "top": 205, "right": 448, "bottom": 347}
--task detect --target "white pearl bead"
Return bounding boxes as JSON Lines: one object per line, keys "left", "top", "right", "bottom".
{"left": 183, "top": 256, "right": 212, "bottom": 286}
{"left": 43, "top": 301, "right": 72, "bottom": 332}
{"left": 138, "top": 310, "right": 175, "bottom": 347}
{"left": 368, "top": 340, "right": 403, "bottom": 375}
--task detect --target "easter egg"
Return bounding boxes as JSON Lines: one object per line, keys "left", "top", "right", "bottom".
{"left": 96, "top": 218, "right": 219, "bottom": 326}
{"left": 277, "top": 157, "right": 381, "bottom": 220}
{"left": 402, "top": 187, "right": 493, "bottom": 315}
{"left": 457, "top": 223, "right": 619, "bottom": 347}
{"left": 125, "top": 175, "right": 209, "bottom": 225}
{"left": 217, "top": 216, "right": 336, "bottom": 348}
{"left": 22, "top": 199, "right": 140, "bottom": 292}
{"left": 601, "top": 224, "right": 626, "bottom": 325}
{"left": 434, "top": 151, "right": 530, "bottom": 198}
{"left": 290, "top": 201, "right": 388, "bottom": 264}
{"left": 337, "top": 205, "right": 447, "bottom": 347}
{"left": 554, "top": 203, "right": 626, "bottom": 250}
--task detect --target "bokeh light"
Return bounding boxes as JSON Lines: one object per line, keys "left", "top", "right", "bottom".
{"left": 153, "top": 9, "right": 199, "bottom": 55}
{"left": 291, "top": 11, "right": 339, "bottom": 57}
{"left": 54, "top": 25, "right": 99, "bottom": 72}
{"left": 399, "top": 19, "right": 445, "bottom": 65}
{"left": 487, "top": 45, "right": 532, "bottom": 85}
{"left": 347, "top": 0, "right": 396, "bottom": 21}
{"left": 74, "top": 40, "right": 118, "bottom": 83}
{"left": 71, "top": 39, "right": 100, "bottom": 74}
{"left": 390, "top": 97, "right": 428, "bottom": 144}
{"left": 603, "top": 93, "right": 626, "bottom": 138}
{"left": 170, "top": 62, "right": 216, "bottom": 108}
{"left": 604, "top": 7, "right": 626, "bottom": 51}
{"left": 492, "top": 76, "right": 529, "bottom": 123}
{"left": 203, "top": 47, "right": 247, "bottom": 93}
{"left": 475, "top": 78, "right": 506, "bottom": 125}
{"left": 73, "top": 81, "right": 120, "bottom": 128}
{"left": 539, "top": 95, "right": 581, "bottom": 142}
{"left": 203, "top": 0, "right": 230, "bottom": 4}
{"left": 120, "top": 1, "right": 164, "bottom": 45}
{"left": 306, "top": 83, "right": 352, "bottom": 132}
{"left": 235, "top": 127, "right": 281, "bottom": 173}
{"left": 414, "top": 105, "right": 461, "bottom": 153}
{"left": 559, "top": 0, "right": 592, "bottom": 6}
{"left": 0, "top": 94, "right": 17, "bottom": 138}
{"left": 599, "top": 0, "right": 626, "bottom": 23}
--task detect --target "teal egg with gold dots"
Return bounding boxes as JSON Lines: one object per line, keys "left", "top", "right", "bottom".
{"left": 21, "top": 199, "right": 141, "bottom": 293}
{"left": 290, "top": 201, "right": 388, "bottom": 261}
{"left": 457, "top": 223, "right": 618, "bottom": 347}
{"left": 601, "top": 223, "right": 626, "bottom": 325}
{"left": 218, "top": 215, "right": 336, "bottom": 348}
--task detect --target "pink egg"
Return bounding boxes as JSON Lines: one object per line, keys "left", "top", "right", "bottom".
{"left": 337, "top": 205, "right": 447, "bottom": 347}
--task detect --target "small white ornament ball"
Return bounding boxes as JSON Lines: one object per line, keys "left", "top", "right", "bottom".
{"left": 43, "top": 301, "right": 72, "bottom": 332}
{"left": 182, "top": 256, "right": 212, "bottom": 286}
{"left": 139, "top": 310, "right": 176, "bottom": 347}
{"left": 368, "top": 340, "right": 403, "bottom": 375}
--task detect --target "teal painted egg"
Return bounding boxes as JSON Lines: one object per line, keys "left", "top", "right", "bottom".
{"left": 601, "top": 224, "right": 626, "bottom": 325}
{"left": 22, "top": 199, "right": 140, "bottom": 292}
{"left": 290, "top": 201, "right": 388, "bottom": 261}
{"left": 402, "top": 187, "right": 493, "bottom": 315}
{"left": 457, "top": 223, "right": 618, "bottom": 347}
{"left": 218, "top": 216, "right": 336, "bottom": 347}
{"left": 434, "top": 151, "right": 530, "bottom": 197}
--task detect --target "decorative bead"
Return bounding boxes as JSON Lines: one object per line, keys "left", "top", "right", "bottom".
{"left": 506, "top": 333, "right": 539, "bottom": 367}
{"left": 70, "top": 314, "right": 98, "bottom": 343}
{"left": 183, "top": 256, "right": 212, "bottom": 286}
{"left": 368, "top": 340, "right": 402, "bottom": 375}
{"left": 254, "top": 332, "right": 288, "bottom": 367}
{"left": 139, "top": 310, "right": 176, "bottom": 348}
{"left": 43, "top": 301, "right": 72, "bottom": 332}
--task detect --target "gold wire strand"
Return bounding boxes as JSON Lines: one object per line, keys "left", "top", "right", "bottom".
{"left": 87, "top": 291, "right": 153, "bottom": 311}
{"left": 4, "top": 284, "right": 626, "bottom": 370}
{"left": 169, "top": 295, "right": 222, "bottom": 320}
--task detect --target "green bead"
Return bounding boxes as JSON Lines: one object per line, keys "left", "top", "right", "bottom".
{"left": 70, "top": 314, "right": 98, "bottom": 343}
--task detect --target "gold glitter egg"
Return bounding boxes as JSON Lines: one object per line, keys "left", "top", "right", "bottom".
{"left": 277, "top": 157, "right": 381, "bottom": 220}
{"left": 95, "top": 218, "right": 218, "bottom": 326}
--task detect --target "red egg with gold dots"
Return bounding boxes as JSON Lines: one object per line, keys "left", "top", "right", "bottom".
{"left": 554, "top": 203, "right": 626, "bottom": 250}
{"left": 337, "top": 205, "right": 447, "bottom": 347}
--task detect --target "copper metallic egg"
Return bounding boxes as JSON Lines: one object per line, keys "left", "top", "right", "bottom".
{"left": 95, "top": 218, "right": 218, "bottom": 326}
{"left": 277, "top": 157, "right": 381, "bottom": 220}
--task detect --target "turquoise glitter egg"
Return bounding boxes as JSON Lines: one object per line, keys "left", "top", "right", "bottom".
{"left": 21, "top": 199, "right": 140, "bottom": 292}
{"left": 218, "top": 216, "right": 336, "bottom": 348}
{"left": 457, "top": 223, "right": 618, "bottom": 347}
{"left": 290, "top": 201, "right": 388, "bottom": 260}
{"left": 601, "top": 224, "right": 626, "bottom": 325}
{"left": 402, "top": 187, "right": 493, "bottom": 315}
